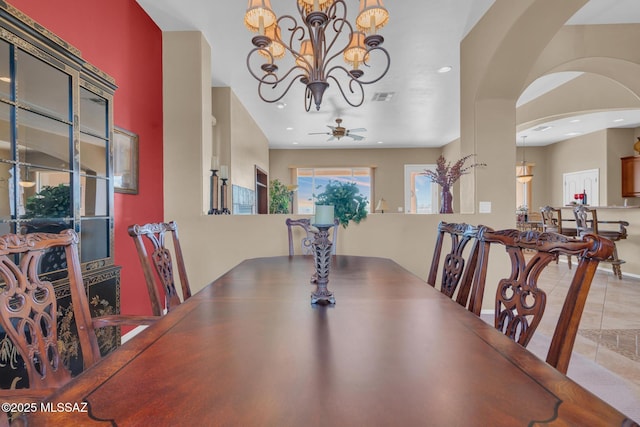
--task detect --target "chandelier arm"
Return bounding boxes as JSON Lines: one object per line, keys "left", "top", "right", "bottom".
{"left": 350, "top": 46, "right": 392, "bottom": 85}
{"left": 326, "top": 74, "right": 365, "bottom": 108}
{"left": 320, "top": 18, "right": 354, "bottom": 76}
{"left": 257, "top": 72, "right": 308, "bottom": 105}
{"left": 247, "top": 48, "right": 308, "bottom": 86}
{"left": 277, "top": 15, "right": 305, "bottom": 48}
{"left": 321, "top": 1, "right": 351, "bottom": 66}
{"left": 304, "top": 86, "right": 313, "bottom": 112}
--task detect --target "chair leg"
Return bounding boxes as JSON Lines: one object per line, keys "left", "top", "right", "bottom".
{"left": 567, "top": 254, "right": 571, "bottom": 269}
{"left": 610, "top": 243, "right": 623, "bottom": 280}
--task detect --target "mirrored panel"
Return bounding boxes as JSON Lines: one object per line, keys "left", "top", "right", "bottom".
{"left": 80, "top": 217, "right": 109, "bottom": 262}
{"left": 19, "top": 170, "right": 71, "bottom": 220}
{"left": 80, "top": 132, "right": 107, "bottom": 177}
{"left": 81, "top": 175, "right": 108, "bottom": 217}
{"left": 0, "top": 161, "right": 11, "bottom": 221}
{"left": 79, "top": 87, "right": 107, "bottom": 136}
{"left": 0, "top": 40, "right": 10, "bottom": 100}
{"left": 0, "top": 101, "right": 11, "bottom": 161}
{"left": 16, "top": 49, "right": 70, "bottom": 120}
{"left": 17, "top": 107, "right": 71, "bottom": 169}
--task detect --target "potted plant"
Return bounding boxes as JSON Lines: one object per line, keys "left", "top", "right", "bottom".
{"left": 422, "top": 154, "right": 485, "bottom": 214}
{"left": 315, "top": 180, "right": 368, "bottom": 228}
{"left": 269, "top": 179, "right": 291, "bottom": 214}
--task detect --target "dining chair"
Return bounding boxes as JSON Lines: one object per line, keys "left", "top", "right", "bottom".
{"left": 427, "top": 221, "right": 485, "bottom": 311}
{"left": 0, "top": 230, "right": 156, "bottom": 422}
{"left": 573, "top": 205, "right": 628, "bottom": 279}
{"left": 540, "top": 205, "right": 577, "bottom": 268}
{"left": 470, "top": 228, "right": 614, "bottom": 374}
{"left": 286, "top": 218, "right": 339, "bottom": 256}
{"left": 128, "top": 221, "right": 192, "bottom": 317}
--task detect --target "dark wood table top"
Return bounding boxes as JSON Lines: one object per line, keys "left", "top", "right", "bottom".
{"left": 24, "top": 256, "right": 636, "bottom": 426}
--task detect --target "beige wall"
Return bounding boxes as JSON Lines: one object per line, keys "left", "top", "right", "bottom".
{"left": 270, "top": 148, "right": 442, "bottom": 214}
{"left": 163, "top": 31, "right": 212, "bottom": 216}
{"left": 230, "top": 90, "right": 269, "bottom": 192}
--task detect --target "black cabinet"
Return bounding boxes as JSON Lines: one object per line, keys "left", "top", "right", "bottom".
{"left": 0, "top": 3, "right": 120, "bottom": 386}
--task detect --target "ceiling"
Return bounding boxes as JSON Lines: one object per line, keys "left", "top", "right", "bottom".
{"left": 136, "top": 0, "right": 640, "bottom": 149}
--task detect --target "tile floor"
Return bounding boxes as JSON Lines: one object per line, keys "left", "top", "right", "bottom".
{"left": 528, "top": 261, "right": 640, "bottom": 421}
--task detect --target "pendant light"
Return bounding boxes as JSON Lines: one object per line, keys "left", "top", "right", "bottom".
{"left": 516, "top": 135, "right": 533, "bottom": 183}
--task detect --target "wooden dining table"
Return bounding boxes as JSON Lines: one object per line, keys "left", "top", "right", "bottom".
{"left": 23, "top": 255, "right": 637, "bottom": 426}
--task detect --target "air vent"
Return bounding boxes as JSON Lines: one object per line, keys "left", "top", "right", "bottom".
{"left": 533, "top": 125, "right": 552, "bottom": 132}
{"left": 372, "top": 92, "right": 395, "bottom": 102}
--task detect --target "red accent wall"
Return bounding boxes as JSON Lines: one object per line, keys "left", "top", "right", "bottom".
{"left": 9, "top": 0, "right": 164, "bottom": 318}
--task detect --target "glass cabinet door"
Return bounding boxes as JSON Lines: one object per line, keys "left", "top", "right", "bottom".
{"left": 0, "top": 18, "right": 115, "bottom": 268}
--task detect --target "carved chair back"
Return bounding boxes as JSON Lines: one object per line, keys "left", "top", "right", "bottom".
{"left": 471, "top": 228, "right": 614, "bottom": 374}
{"left": 286, "top": 218, "right": 338, "bottom": 256}
{"left": 573, "top": 205, "right": 598, "bottom": 235}
{"left": 572, "top": 205, "right": 628, "bottom": 279}
{"left": 427, "top": 222, "right": 485, "bottom": 311}
{"left": 0, "top": 230, "right": 101, "bottom": 392}
{"left": 540, "top": 206, "right": 575, "bottom": 268}
{"left": 128, "top": 221, "right": 192, "bottom": 317}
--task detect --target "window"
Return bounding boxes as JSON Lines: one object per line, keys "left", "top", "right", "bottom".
{"left": 404, "top": 164, "right": 438, "bottom": 214}
{"left": 295, "top": 167, "right": 372, "bottom": 214}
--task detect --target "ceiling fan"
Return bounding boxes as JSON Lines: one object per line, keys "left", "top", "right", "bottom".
{"left": 308, "top": 118, "right": 367, "bottom": 141}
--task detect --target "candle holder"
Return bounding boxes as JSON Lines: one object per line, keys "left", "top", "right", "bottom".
{"left": 208, "top": 169, "right": 219, "bottom": 215}
{"left": 219, "top": 178, "right": 231, "bottom": 215}
{"left": 310, "top": 223, "right": 335, "bottom": 305}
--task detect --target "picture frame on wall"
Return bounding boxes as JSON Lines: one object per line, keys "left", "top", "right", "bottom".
{"left": 113, "top": 127, "right": 139, "bottom": 194}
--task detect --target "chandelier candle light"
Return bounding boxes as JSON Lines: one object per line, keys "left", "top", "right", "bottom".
{"left": 244, "top": 0, "right": 391, "bottom": 111}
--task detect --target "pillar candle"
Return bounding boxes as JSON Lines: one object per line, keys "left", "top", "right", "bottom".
{"left": 315, "top": 205, "right": 334, "bottom": 225}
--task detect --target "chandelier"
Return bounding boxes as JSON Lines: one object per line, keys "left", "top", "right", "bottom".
{"left": 244, "top": 0, "right": 391, "bottom": 111}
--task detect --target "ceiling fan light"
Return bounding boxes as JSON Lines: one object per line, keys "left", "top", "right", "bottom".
{"left": 356, "top": 0, "right": 389, "bottom": 35}
{"left": 245, "top": 0, "right": 277, "bottom": 34}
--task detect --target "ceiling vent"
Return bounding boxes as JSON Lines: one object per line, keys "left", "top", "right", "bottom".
{"left": 372, "top": 92, "right": 395, "bottom": 102}
{"left": 533, "top": 125, "right": 552, "bottom": 132}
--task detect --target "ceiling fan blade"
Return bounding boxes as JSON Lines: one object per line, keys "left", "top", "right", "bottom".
{"left": 327, "top": 136, "right": 336, "bottom": 142}
{"left": 348, "top": 128, "right": 367, "bottom": 133}
{"left": 308, "top": 132, "right": 329, "bottom": 135}
{"left": 350, "top": 134, "right": 365, "bottom": 141}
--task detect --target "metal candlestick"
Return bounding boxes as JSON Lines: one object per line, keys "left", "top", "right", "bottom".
{"left": 208, "top": 169, "right": 219, "bottom": 215}
{"left": 219, "top": 178, "right": 231, "bottom": 215}
{"left": 310, "top": 224, "right": 335, "bottom": 305}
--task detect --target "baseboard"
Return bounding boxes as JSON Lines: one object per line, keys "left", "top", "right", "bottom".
{"left": 556, "top": 257, "right": 640, "bottom": 279}
{"left": 121, "top": 325, "right": 149, "bottom": 344}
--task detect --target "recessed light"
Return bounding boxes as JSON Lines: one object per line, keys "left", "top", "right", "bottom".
{"left": 565, "top": 132, "right": 582, "bottom": 137}
{"left": 286, "top": 127, "right": 294, "bottom": 131}
{"left": 276, "top": 102, "right": 287, "bottom": 109}
{"left": 613, "top": 118, "right": 624, "bottom": 123}
{"left": 377, "top": 141, "right": 383, "bottom": 144}
{"left": 292, "top": 141, "right": 299, "bottom": 145}
{"left": 437, "top": 66, "right": 452, "bottom": 73}
{"left": 569, "top": 119, "right": 581, "bottom": 123}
